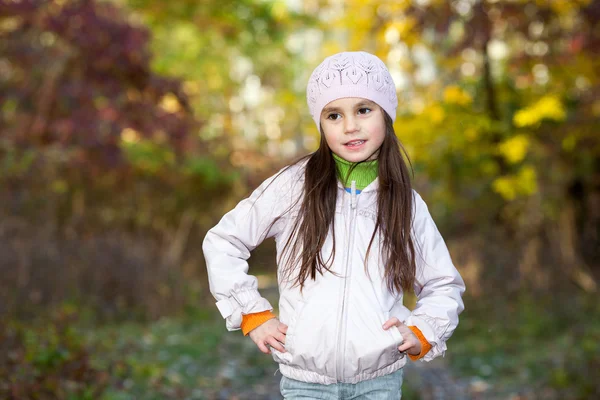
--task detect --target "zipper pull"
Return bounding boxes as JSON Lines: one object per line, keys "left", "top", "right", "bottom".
{"left": 351, "top": 180, "right": 357, "bottom": 209}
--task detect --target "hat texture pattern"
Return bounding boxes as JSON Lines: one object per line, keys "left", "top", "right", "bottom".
{"left": 306, "top": 51, "right": 398, "bottom": 128}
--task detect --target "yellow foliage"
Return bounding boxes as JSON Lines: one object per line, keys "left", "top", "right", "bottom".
{"left": 121, "top": 128, "right": 140, "bottom": 144}
{"left": 493, "top": 177, "right": 517, "bottom": 200}
{"left": 206, "top": 63, "right": 223, "bottom": 90}
{"left": 443, "top": 85, "right": 472, "bottom": 106}
{"left": 271, "top": 1, "right": 289, "bottom": 21}
{"left": 51, "top": 179, "right": 68, "bottom": 194}
{"left": 182, "top": 80, "right": 200, "bottom": 96}
{"left": 465, "top": 128, "right": 478, "bottom": 142}
{"left": 541, "top": 0, "right": 592, "bottom": 14}
{"left": 348, "top": 13, "right": 378, "bottom": 49}
{"left": 499, "top": 134, "right": 530, "bottom": 164}
{"left": 384, "top": 17, "right": 417, "bottom": 43}
{"left": 513, "top": 95, "right": 566, "bottom": 127}
{"left": 482, "top": 160, "right": 499, "bottom": 177}
{"left": 492, "top": 165, "right": 538, "bottom": 201}
{"left": 518, "top": 165, "right": 538, "bottom": 194}
{"left": 159, "top": 93, "right": 181, "bottom": 113}
{"left": 593, "top": 100, "right": 600, "bottom": 117}
{"left": 323, "top": 40, "right": 342, "bottom": 57}
{"left": 562, "top": 134, "right": 577, "bottom": 152}
{"left": 427, "top": 104, "right": 445, "bottom": 125}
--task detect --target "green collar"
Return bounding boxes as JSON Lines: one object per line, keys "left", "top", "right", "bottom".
{"left": 333, "top": 153, "right": 378, "bottom": 190}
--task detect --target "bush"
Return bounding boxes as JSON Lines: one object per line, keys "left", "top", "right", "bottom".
{"left": 0, "top": 305, "right": 120, "bottom": 399}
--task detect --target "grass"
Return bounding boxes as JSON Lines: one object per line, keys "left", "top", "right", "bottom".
{"left": 3, "top": 290, "right": 598, "bottom": 399}
{"left": 445, "top": 291, "right": 600, "bottom": 399}
{"left": 89, "top": 306, "right": 422, "bottom": 399}
{"left": 85, "top": 307, "right": 279, "bottom": 399}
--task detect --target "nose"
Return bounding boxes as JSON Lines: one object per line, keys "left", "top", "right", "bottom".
{"left": 344, "top": 115, "right": 359, "bottom": 133}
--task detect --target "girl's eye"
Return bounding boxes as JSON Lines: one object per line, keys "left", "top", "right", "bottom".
{"left": 327, "top": 113, "right": 341, "bottom": 120}
{"left": 358, "top": 108, "right": 371, "bottom": 115}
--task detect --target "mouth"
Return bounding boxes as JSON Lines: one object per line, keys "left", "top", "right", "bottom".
{"left": 344, "top": 139, "right": 366, "bottom": 147}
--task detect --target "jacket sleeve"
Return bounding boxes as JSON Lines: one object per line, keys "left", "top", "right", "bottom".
{"left": 202, "top": 168, "right": 297, "bottom": 331}
{"left": 405, "top": 190, "right": 466, "bottom": 361}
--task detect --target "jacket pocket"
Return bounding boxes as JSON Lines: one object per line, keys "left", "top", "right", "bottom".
{"left": 368, "top": 310, "right": 406, "bottom": 370}
{"left": 276, "top": 297, "right": 339, "bottom": 376}
{"left": 271, "top": 299, "right": 306, "bottom": 365}
{"left": 385, "top": 311, "right": 405, "bottom": 349}
{"left": 344, "top": 308, "right": 405, "bottom": 376}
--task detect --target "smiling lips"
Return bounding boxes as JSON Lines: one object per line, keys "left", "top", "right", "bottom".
{"left": 345, "top": 139, "right": 366, "bottom": 147}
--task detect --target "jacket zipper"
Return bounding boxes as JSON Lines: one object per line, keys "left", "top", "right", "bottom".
{"left": 336, "top": 181, "right": 358, "bottom": 381}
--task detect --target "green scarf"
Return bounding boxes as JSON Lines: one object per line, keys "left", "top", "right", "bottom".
{"left": 332, "top": 153, "right": 378, "bottom": 190}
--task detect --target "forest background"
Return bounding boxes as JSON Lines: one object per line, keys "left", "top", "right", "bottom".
{"left": 1, "top": 0, "right": 599, "bottom": 399}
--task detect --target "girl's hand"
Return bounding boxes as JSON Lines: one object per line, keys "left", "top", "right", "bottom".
{"left": 382, "top": 317, "right": 422, "bottom": 356}
{"left": 247, "top": 318, "right": 288, "bottom": 354}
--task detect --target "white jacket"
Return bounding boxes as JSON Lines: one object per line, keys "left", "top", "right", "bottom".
{"left": 202, "top": 163, "right": 465, "bottom": 385}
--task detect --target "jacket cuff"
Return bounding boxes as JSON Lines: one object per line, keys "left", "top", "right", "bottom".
{"left": 215, "top": 289, "right": 273, "bottom": 331}
{"left": 215, "top": 289, "right": 262, "bottom": 318}
{"left": 241, "top": 310, "right": 277, "bottom": 335}
{"left": 407, "top": 325, "right": 433, "bottom": 361}
{"left": 405, "top": 314, "right": 446, "bottom": 361}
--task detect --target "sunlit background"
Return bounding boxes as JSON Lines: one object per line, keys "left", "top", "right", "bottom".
{"left": 1, "top": 0, "right": 599, "bottom": 399}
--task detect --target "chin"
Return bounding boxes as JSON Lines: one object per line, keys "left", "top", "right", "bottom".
{"left": 344, "top": 154, "right": 370, "bottom": 163}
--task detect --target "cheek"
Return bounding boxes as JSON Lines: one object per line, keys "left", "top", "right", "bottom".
{"left": 371, "top": 122, "right": 386, "bottom": 145}
{"left": 322, "top": 128, "right": 338, "bottom": 147}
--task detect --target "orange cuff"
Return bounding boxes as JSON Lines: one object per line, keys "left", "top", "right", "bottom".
{"left": 241, "top": 310, "right": 277, "bottom": 336}
{"left": 407, "top": 325, "right": 433, "bottom": 361}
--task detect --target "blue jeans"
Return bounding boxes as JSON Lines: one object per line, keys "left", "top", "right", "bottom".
{"left": 280, "top": 368, "right": 403, "bottom": 399}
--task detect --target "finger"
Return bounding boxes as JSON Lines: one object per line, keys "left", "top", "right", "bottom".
{"left": 382, "top": 317, "right": 400, "bottom": 330}
{"left": 274, "top": 331, "right": 287, "bottom": 345}
{"left": 278, "top": 323, "right": 288, "bottom": 334}
{"left": 398, "top": 340, "right": 417, "bottom": 353}
{"left": 267, "top": 336, "right": 286, "bottom": 353}
{"left": 257, "top": 341, "right": 271, "bottom": 354}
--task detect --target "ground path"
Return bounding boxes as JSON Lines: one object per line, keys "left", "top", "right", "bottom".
{"left": 203, "top": 286, "right": 516, "bottom": 400}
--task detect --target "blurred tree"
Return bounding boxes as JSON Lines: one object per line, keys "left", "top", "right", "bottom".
{"left": 0, "top": 0, "right": 235, "bottom": 318}
{"left": 1, "top": 0, "right": 196, "bottom": 172}
{"left": 403, "top": 0, "right": 600, "bottom": 292}
{"left": 306, "top": 0, "right": 600, "bottom": 291}
{"left": 123, "top": 0, "right": 317, "bottom": 179}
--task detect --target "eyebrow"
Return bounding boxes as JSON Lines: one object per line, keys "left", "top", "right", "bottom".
{"left": 321, "top": 100, "right": 377, "bottom": 115}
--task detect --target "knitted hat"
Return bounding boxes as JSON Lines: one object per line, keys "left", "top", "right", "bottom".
{"left": 306, "top": 51, "right": 398, "bottom": 129}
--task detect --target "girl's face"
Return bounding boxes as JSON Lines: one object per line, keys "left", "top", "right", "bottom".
{"left": 319, "top": 97, "right": 386, "bottom": 163}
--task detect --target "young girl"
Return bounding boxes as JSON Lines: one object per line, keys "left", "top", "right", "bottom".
{"left": 203, "top": 51, "right": 465, "bottom": 399}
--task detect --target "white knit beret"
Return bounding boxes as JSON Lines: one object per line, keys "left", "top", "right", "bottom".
{"left": 306, "top": 51, "right": 398, "bottom": 129}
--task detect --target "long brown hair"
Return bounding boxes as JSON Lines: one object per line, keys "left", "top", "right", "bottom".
{"left": 277, "top": 112, "right": 417, "bottom": 294}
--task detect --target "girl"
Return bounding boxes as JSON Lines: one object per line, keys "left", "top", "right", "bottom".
{"left": 203, "top": 51, "right": 465, "bottom": 399}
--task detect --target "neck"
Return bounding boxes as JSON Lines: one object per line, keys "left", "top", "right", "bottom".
{"left": 332, "top": 153, "right": 378, "bottom": 190}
